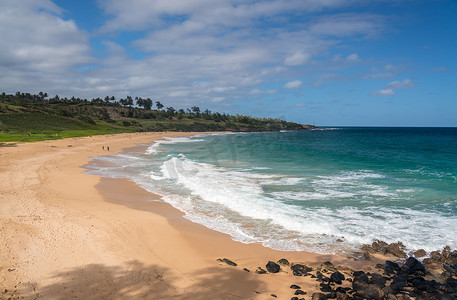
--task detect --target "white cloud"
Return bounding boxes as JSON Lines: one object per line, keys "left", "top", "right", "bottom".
{"left": 284, "top": 51, "right": 311, "bottom": 66}
{"left": 0, "top": 0, "right": 93, "bottom": 93}
{"left": 310, "top": 13, "right": 385, "bottom": 37}
{"left": 283, "top": 80, "right": 302, "bottom": 89}
{"left": 250, "top": 89, "right": 278, "bottom": 95}
{"left": 345, "top": 53, "right": 359, "bottom": 62}
{"left": 387, "top": 79, "right": 415, "bottom": 89}
{"left": 430, "top": 67, "right": 449, "bottom": 72}
{"left": 371, "top": 78, "right": 415, "bottom": 96}
{"left": 371, "top": 88, "right": 395, "bottom": 96}
{"left": 364, "top": 72, "right": 395, "bottom": 80}
{"left": 0, "top": 0, "right": 395, "bottom": 113}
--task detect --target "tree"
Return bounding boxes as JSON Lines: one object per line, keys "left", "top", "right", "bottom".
{"left": 166, "top": 106, "right": 176, "bottom": 116}
{"left": 144, "top": 98, "right": 153, "bottom": 110}
{"left": 136, "top": 97, "right": 144, "bottom": 109}
{"left": 155, "top": 101, "right": 164, "bottom": 110}
{"left": 191, "top": 106, "right": 200, "bottom": 117}
{"left": 126, "top": 96, "right": 134, "bottom": 107}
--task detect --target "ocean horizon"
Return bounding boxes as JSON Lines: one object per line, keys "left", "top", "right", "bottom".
{"left": 85, "top": 127, "right": 457, "bottom": 255}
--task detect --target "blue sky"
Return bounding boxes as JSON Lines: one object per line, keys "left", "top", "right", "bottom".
{"left": 0, "top": 0, "right": 456, "bottom": 126}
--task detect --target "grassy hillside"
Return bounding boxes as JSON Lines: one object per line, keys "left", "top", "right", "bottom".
{"left": 0, "top": 92, "right": 314, "bottom": 142}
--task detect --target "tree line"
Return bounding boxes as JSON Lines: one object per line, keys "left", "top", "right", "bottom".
{"left": 0, "top": 91, "right": 311, "bottom": 131}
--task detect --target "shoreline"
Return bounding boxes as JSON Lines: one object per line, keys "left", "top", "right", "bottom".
{"left": 1, "top": 132, "right": 454, "bottom": 299}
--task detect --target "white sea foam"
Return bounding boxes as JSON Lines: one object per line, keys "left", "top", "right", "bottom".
{"left": 86, "top": 140, "right": 457, "bottom": 254}
{"left": 146, "top": 136, "right": 205, "bottom": 155}
{"left": 150, "top": 156, "right": 457, "bottom": 253}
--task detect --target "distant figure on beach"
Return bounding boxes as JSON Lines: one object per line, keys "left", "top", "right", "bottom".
{"left": 107, "top": 146, "right": 109, "bottom": 151}
{"left": 102, "top": 146, "right": 104, "bottom": 150}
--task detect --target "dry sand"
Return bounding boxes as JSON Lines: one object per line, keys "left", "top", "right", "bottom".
{"left": 0, "top": 132, "right": 375, "bottom": 299}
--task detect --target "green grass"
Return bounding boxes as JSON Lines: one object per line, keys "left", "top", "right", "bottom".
{"left": 0, "top": 101, "right": 313, "bottom": 143}
{"left": 0, "top": 112, "right": 134, "bottom": 142}
{"left": 0, "top": 129, "right": 132, "bottom": 142}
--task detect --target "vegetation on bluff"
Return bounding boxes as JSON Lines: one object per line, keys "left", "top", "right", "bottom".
{"left": 0, "top": 91, "right": 314, "bottom": 142}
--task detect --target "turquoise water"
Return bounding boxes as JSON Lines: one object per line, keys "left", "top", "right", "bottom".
{"left": 87, "top": 128, "right": 457, "bottom": 254}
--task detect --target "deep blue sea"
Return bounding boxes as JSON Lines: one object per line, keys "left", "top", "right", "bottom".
{"left": 86, "top": 128, "right": 457, "bottom": 255}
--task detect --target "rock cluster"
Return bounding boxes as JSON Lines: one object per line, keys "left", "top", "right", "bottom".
{"left": 362, "top": 241, "right": 408, "bottom": 259}
{"left": 218, "top": 248, "right": 457, "bottom": 300}
{"left": 306, "top": 258, "right": 457, "bottom": 300}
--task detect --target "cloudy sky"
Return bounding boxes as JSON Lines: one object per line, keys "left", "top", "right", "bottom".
{"left": 1, "top": 0, "right": 456, "bottom": 126}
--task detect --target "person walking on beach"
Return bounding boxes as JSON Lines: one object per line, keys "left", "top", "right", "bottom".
{"left": 107, "top": 146, "right": 109, "bottom": 151}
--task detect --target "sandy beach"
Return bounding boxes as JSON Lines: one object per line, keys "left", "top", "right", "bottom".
{"left": 1, "top": 132, "right": 379, "bottom": 299}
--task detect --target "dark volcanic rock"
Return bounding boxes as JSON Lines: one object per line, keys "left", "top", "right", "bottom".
{"left": 255, "top": 267, "right": 267, "bottom": 274}
{"left": 447, "top": 278, "right": 457, "bottom": 288}
{"left": 353, "top": 271, "right": 369, "bottom": 283}
{"left": 291, "top": 263, "right": 313, "bottom": 276}
{"left": 330, "top": 271, "right": 345, "bottom": 284}
{"left": 336, "top": 292, "right": 349, "bottom": 300}
{"left": 278, "top": 258, "right": 290, "bottom": 266}
{"left": 312, "top": 292, "right": 328, "bottom": 300}
{"left": 370, "top": 273, "right": 387, "bottom": 288}
{"left": 221, "top": 258, "right": 237, "bottom": 266}
{"left": 320, "top": 284, "right": 333, "bottom": 293}
{"left": 353, "top": 280, "right": 385, "bottom": 300}
{"left": 266, "top": 261, "right": 281, "bottom": 273}
{"left": 385, "top": 260, "right": 402, "bottom": 274}
{"left": 316, "top": 271, "right": 331, "bottom": 282}
{"left": 290, "top": 284, "right": 301, "bottom": 289}
{"left": 405, "top": 257, "right": 426, "bottom": 275}
{"left": 390, "top": 280, "right": 407, "bottom": 293}
{"left": 321, "top": 261, "right": 337, "bottom": 272}
{"left": 443, "top": 262, "right": 457, "bottom": 276}
{"left": 294, "top": 289, "right": 307, "bottom": 295}
{"left": 335, "top": 287, "right": 350, "bottom": 294}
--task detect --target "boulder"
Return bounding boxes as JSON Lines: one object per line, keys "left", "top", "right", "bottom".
{"left": 320, "top": 284, "right": 333, "bottom": 293}
{"left": 385, "top": 260, "right": 402, "bottom": 274}
{"left": 386, "top": 242, "right": 407, "bottom": 258}
{"left": 312, "top": 292, "right": 328, "bottom": 300}
{"left": 278, "top": 258, "right": 290, "bottom": 266}
{"left": 353, "top": 271, "right": 369, "bottom": 283}
{"left": 405, "top": 257, "right": 426, "bottom": 275}
{"left": 330, "top": 271, "right": 345, "bottom": 284}
{"left": 290, "top": 284, "right": 301, "bottom": 289}
{"left": 336, "top": 292, "right": 349, "bottom": 300}
{"left": 443, "top": 263, "right": 457, "bottom": 276}
{"left": 221, "top": 258, "right": 237, "bottom": 266}
{"left": 413, "top": 249, "right": 427, "bottom": 258}
{"left": 291, "top": 264, "right": 313, "bottom": 276}
{"left": 371, "top": 240, "right": 389, "bottom": 251}
{"left": 294, "top": 289, "right": 307, "bottom": 295}
{"left": 442, "top": 246, "right": 452, "bottom": 258}
{"left": 370, "top": 273, "right": 387, "bottom": 288}
{"left": 353, "top": 281, "right": 385, "bottom": 300}
{"left": 316, "top": 271, "right": 331, "bottom": 282}
{"left": 446, "top": 278, "right": 457, "bottom": 288}
{"left": 430, "top": 251, "right": 443, "bottom": 261}
{"left": 266, "top": 261, "right": 281, "bottom": 273}
{"left": 321, "top": 261, "right": 337, "bottom": 272}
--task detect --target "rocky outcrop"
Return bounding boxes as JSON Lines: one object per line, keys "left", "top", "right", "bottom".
{"left": 266, "top": 261, "right": 281, "bottom": 273}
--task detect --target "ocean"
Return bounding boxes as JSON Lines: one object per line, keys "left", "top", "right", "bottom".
{"left": 85, "top": 127, "right": 457, "bottom": 255}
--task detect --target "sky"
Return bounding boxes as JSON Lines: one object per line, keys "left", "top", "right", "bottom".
{"left": 0, "top": 0, "right": 456, "bottom": 126}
